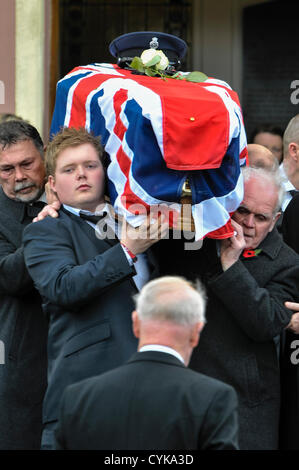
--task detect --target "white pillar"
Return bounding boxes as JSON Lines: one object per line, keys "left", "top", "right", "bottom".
{"left": 15, "top": 0, "right": 45, "bottom": 137}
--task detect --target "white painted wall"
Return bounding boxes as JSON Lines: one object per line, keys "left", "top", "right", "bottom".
{"left": 15, "top": 0, "right": 45, "bottom": 136}
{"left": 192, "top": 0, "right": 270, "bottom": 102}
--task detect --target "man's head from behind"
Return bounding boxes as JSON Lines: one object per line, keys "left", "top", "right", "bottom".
{"left": 283, "top": 114, "right": 299, "bottom": 188}
{"left": 46, "top": 127, "right": 105, "bottom": 212}
{"left": 132, "top": 276, "right": 206, "bottom": 366}
{"left": 0, "top": 120, "right": 45, "bottom": 202}
{"left": 233, "top": 166, "right": 284, "bottom": 249}
{"left": 247, "top": 144, "right": 278, "bottom": 171}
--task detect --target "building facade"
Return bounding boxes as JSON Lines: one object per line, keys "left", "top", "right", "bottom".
{"left": 1, "top": 0, "right": 297, "bottom": 143}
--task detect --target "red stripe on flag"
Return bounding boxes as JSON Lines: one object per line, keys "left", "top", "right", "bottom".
{"left": 205, "top": 219, "right": 235, "bottom": 240}
{"left": 112, "top": 88, "right": 151, "bottom": 214}
{"left": 113, "top": 89, "right": 128, "bottom": 141}
{"left": 68, "top": 73, "right": 108, "bottom": 128}
{"left": 116, "top": 146, "right": 151, "bottom": 213}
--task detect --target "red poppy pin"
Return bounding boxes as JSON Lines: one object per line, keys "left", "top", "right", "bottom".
{"left": 242, "top": 248, "right": 262, "bottom": 258}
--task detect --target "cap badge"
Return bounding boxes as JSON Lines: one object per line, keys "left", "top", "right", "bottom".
{"left": 149, "top": 37, "right": 159, "bottom": 49}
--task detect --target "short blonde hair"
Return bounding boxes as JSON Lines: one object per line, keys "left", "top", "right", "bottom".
{"left": 46, "top": 127, "right": 103, "bottom": 177}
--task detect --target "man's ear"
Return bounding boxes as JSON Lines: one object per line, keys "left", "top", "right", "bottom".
{"left": 132, "top": 310, "right": 140, "bottom": 339}
{"left": 190, "top": 322, "right": 204, "bottom": 348}
{"left": 289, "top": 143, "right": 299, "bottom": 162}
{"left": 48, "top": 175, "right": 56, "bottom": 193}
{"left": 269, "top": 212, "right": 281, "bottom": 232}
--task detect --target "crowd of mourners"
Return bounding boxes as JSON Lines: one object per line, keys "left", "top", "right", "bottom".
{"left": 0, "top": 103, "right": 299, "bottom": 451}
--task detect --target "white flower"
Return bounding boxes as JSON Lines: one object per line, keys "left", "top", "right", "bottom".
{"left": 140, "top": 49, "right": 169, "bottom": 71}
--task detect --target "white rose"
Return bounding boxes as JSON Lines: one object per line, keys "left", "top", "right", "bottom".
{"left": 140, "top": 49, "right": 169, "bottom": 71}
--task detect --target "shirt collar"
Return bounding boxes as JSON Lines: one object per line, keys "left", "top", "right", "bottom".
{"left": 139, "top": 344, "right": 185, "bottom": 364}
{"left": 280, "top": 163, "right": 296, "bottom": 191}
{"left": 37, "top": 192, "right": 47, "bottom": 204}
{"left": 63, "top": 202, "right": 109, "bottom": 217}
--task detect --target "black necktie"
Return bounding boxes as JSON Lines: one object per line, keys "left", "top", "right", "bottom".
{"left": 79, "top": 211, "right": 107, "bottom": 224}
{"left": 26, "top": 201, "right": 46, "bottom": 218}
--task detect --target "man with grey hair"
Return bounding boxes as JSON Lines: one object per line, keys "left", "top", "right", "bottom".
{"left": 280, "top": 114, "right": 299, "bottom": 210}
{"left": 189, "top": 166, "right": 299, "bottom": 450}
{"left": 54, "top": 276, "right": 239, "bottom": 450}
{"left": 0, "top": 120, "right": 50, "bottom": 449}
{"left": 155, "top": 166, "right": 299, "bottom": 450}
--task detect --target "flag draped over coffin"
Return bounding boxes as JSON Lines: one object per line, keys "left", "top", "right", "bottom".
{"left": 50, "top": 63, "right": 247, "bottom": 240}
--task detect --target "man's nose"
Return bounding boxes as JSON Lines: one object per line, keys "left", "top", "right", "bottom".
{"left": 243, "top": 213, "right": 255, "bottom": 227}
{"left": 14, "top": 166, "right": 27, "bottom": 181}
{"left": 76, "top": 166, "right": 86, "bottom": 179}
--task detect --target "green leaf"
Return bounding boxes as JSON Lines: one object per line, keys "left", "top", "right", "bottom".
{"left": 144, "top": 67, "right": 158, "bottom": 77}
{"left": 130, "top": 57, "right": 145, "bottom": 73}
{"left": 185, "top": 71, "right": 209, "bottom": 83}
{"left": 144, "top": 55, "right": 161, "bottom": 67}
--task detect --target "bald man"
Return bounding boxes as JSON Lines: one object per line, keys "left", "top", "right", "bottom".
{"left": 54, "top": 276, "right": 239, "bottom": 450}
{"left": 247, "top": 144, "right": 278, "bottom": 171}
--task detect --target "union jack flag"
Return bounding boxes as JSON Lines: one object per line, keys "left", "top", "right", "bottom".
{"left": 50, "top": 63, "right": 247, "bottom": 240}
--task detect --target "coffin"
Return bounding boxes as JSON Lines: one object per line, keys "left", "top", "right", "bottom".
{"left": 50, "top": 63, "right": 247, "bottom": 240}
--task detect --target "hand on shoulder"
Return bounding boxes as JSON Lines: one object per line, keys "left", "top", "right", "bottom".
{"left": 33, "top": 200, "right": 61, "bottom": 222}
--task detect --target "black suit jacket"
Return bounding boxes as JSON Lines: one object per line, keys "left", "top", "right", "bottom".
{"left": 280, "top": 194, "right": 299, "bottom": 449}
{"left": 54, "top": 350, "right": 239, "bottom": 450}
{"left": 23, "top": 209, "right": 158, "bottom": 425}
{"left": 0, "top": 188, "right": 48, "bottom": 449}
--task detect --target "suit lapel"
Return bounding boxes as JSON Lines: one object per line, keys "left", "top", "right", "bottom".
{"left": 60, "top": 208, "right": 140, "bottom": 292}
{"left": 60, "top": 207, "right": 119, "bottom": 252}
{"left": 60, "top": 207, "right": 157, "bottom": 291}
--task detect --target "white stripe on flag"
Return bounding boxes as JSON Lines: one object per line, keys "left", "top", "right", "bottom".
{"left": 192, "top": 171, "right": 244, "bottom": 239}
